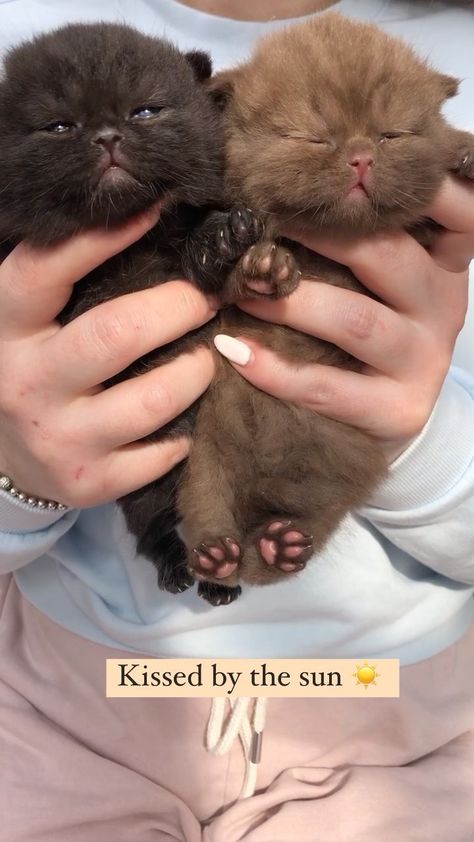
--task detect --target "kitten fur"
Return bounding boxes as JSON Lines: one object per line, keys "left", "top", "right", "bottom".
{"left": 1, "top": 18, "right": 472, "bottom": 605}
{"left": 0, "top": 23, "right": 264, "bottom": 606}
{"left": 177, "top": 13, "right": 474, "bottom": 592}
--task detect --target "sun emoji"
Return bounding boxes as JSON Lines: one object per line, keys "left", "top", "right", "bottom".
{"left": 353, "top": 662, "right": 380, "bottom": 689}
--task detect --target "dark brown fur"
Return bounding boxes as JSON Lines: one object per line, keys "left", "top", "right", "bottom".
{"left": 0, "top": 23, "right": 264, "bottom": 605}
{"left": 177, "top": 13, "right": 474, "bottom": 592}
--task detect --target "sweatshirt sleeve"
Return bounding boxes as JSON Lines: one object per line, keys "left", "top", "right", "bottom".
{"left": 0, "top": 493, "right": 79, "bottom": 573}
{"left": 360, "top": 367, "right": 474, "bottom": 585}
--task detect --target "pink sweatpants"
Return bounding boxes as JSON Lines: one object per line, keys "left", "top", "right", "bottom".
{"left": 1, "top": 573, "right": 473, "bottom": 841}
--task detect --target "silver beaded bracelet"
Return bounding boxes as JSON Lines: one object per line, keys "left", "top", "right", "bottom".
{"left": 0, "top": 474, "right": 67, "bottom": 511}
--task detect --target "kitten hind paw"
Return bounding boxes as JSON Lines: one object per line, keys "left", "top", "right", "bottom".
{"left": 198, "top": 581, "right": 242, "bottom": 606}
{"left": 157, "top": 565, "right": 194, "bottom": 594}
{"left": 188, "top": 536, "right": 241, "bottom": 581}
{"left": 257, "top": 520, "right": 313, "bottom": 573}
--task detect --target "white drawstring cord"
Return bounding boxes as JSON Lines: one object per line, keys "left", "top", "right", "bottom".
{"left": 206, "top": 696, "right": 268, "bottom": 799}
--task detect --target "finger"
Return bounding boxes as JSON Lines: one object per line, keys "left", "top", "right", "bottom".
{"left": 215, "top": 338, "right": 394, "bottom": 435}
{"left": 284, "top": 228, "right": 435, "bottom": 314}
{"left": 0, "top": 205, "right": 161, "bottom": 336}
{"left": 49, "top": 280, "right": 216, "bottom": 392}
{"left": 100, "top": 436, "right": 190, "bottom": 504}
{"left": 91, "top": 347, "right": 215, "bottom": 447}
{"left": 238, "top": 280, "right": 411, "bottom": 374}
{"left": 429, "top": 230, "right": 474, "bottom": 272}
{"left": 426, "top": 176, "right": 474, "bottom": 233}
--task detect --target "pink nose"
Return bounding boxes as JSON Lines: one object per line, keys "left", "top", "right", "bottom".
{"left": 348, "top": 153, "right": 374, "bottom": 180}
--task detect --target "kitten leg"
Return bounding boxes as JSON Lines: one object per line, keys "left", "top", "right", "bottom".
{"left": 239, "top": 484, "right": 321, "bottom": 587}
{"left": 120, "top": 465, "right": 194, "bottom": 595}
{"left": 224, "top": 240, "right": 302, "bottom": 301}
{"left": 237, "top": 406, "right": 385, "bottom": 587}
{"left": 177, "top": 402, "right": 243, "bottom": 605}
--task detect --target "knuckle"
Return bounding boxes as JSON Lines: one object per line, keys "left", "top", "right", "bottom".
{"left": 434, "top": 349, "right": 453, "bottom": 378}
{"left": 342, "top": 299, "right": 379, "bottom": 340}
{"left": 173, "top": 283, "right": 208, "bottom": 326}
{"left": 7, "top": 244, "right": 41, "bottom": 291}
{"left": 394, "top": 393, "right": 431, "bottom": 440}
{"left": 451, "top": 302, "right": 467, "bottom": 335}
{"left": 0, "top": 387, "right": 20, "bottom": 418}
{"left": 370, "top": 234, "right": 403, "bottom": 266}
{"left": 150, "top": 436, "right": 189, "bottom": 475}
{"left": 83, "top": 306, "right": 134, "bottom": 360}
{"left": 408, "top": 402, "right": 430, "bottom": 436}
{"left": 351, "top": 234, "right": 400, "bottom": 274}
{"left": 51, "top": 462, "right": 96, "bottom": 508}
{"left": 0, "top": 375, "right": 35, "bottom": 419}
{"left": 191, "top": 345, "right": 215, "bottom": 380}
{"left": 306, "top": 370, "right": 337, "bottom": 408}
{"left": 139, "top": 377, "right": 176, "bottom": 420}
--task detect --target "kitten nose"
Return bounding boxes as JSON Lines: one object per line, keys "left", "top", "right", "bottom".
{"left": 93, "top": 128, "right": 123, "bottom": 151}
{"left": 348, "top": 153, "right": 374, "bottom": 179}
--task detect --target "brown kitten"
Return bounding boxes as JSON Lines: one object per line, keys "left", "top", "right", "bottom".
{"left": 177, "top": 13, "right": 474, "bottom": 592}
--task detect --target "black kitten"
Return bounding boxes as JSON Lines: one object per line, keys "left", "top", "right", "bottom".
{"left": 0, "top": 23, "right": 258, "bottom": 605}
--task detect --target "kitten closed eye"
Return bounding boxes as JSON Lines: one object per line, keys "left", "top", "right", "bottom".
{"left": 379, "top": 131, "right": 416, "bottom": 143}
{"left": 282, "top": 131, "right": 332, "bottom": 146}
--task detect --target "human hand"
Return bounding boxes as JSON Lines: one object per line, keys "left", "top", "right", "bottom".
{"left": 214, "top": 176, "right": 472, "bottom": 463}
{"left": 0, "top": 207, "right": 216, "bottom": 507}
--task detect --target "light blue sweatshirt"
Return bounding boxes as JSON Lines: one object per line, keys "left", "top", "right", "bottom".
{"left": 0, "top": 0, "right": 473, "bottom": 665}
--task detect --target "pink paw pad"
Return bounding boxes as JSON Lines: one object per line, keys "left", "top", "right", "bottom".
{"left": 258, "top": 521, "right": 313, "bottom": 573}
{"left": 189, "top": 537, "right": 241, "bottom": 581}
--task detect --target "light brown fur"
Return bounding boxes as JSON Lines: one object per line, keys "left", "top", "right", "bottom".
{"left": 178, "top": 14, "right": 474, "bottom": 592}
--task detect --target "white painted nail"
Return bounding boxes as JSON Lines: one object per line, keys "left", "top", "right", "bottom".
{"left": 214, "top": 334, "right": 253, "bottom": 366}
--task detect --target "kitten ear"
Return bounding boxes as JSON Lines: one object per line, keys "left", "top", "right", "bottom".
{"left": 185, "top": 50, "right": 213, "bottom": 81}
{"left": 437, "top": 73, "right": 459, "bottom": 100}
{"left": 206, "top": 69, "right": 239, "bottom": 108}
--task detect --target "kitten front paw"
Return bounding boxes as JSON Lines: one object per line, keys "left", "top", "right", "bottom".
{"left": 215, "top": 206, "right": 264, "bottom": 261}
{"left": 232, "top": 240, "right": 301, "bottom": 299}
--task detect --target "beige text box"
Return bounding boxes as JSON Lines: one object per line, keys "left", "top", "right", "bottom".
{"left": 106, "top": 658, "right": 399, "bottom": 698}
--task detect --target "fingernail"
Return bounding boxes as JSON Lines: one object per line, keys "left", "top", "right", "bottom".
{"left": 214, "top": 334, "right": 253, "bottom": 366}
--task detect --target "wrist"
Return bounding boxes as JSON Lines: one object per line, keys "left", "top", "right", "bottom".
{"left": 0, "top": 473, "right": 67, "bottom": 512}
{"left": 364, "top": 373, "right": 474, "bottom": 512}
